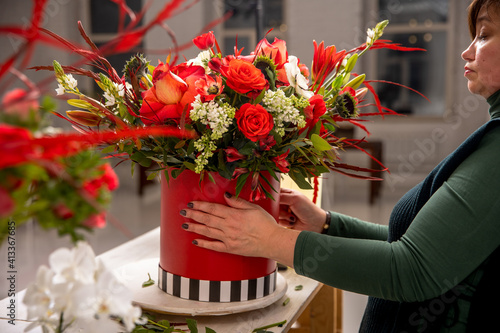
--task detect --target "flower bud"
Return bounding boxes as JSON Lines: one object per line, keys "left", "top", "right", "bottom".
{"left": 345, "top": 74, "right": 366, "bottom": 90}
{"left": 66, "top": 110, "right": 101, "bottom": 126}
{"left": 53, "top": 60, "right": 65, "bottom": 79}
{"left": 355, "top": 87, "right": 369, "bottom": 100}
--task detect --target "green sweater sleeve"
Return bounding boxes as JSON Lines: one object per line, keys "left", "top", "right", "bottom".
{"left": 294, "top": 128, "right": 500, "bottom": 302}
{"left": 327, "top": 211, "right": 388, "bottom": 241}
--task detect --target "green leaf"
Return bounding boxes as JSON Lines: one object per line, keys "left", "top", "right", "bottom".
{"left": 235, "top": 173, "right": 250, "bottom": 197}
{"left": 289, "top": 170, "right": 313, "bottom": 190}
{"left": 187, "top": 140, "right": 196, "bottom": 155}
{"left": 295, "top": 284, "right": 303, "bottom": 291}
{"left": 183, "top": 161, "right": 196, "bottom": 172}
{"left": 253, "top": 88, "right": 267, "bottom": 105}
{"left": 131, "top": 151, "right": 153, "bottom": 167}
{"left": 101, "top": 145, "right": 116, "bottom": 154}
{"left": 146, "top": 171, "right": 159, "bottom": 181}
{"left": 186, "top": 318, "right": 198, "bottom": 333}
{"left": 332, "top": 75, "right": 344, "bottom": 90}
{"left": 142, "top": 273, "right": 155, "bottom": 288}
{"left": 310, "top": 134, "right": 332, "bottom": 151}
{"left": 205, "top": 328, "right": 217, "bottom": 333}
{"left": 40, "top": 95, "right": 57, "bottom": 112}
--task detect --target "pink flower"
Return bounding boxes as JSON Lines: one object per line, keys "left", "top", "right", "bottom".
{"left": 83, "top": 213, "right": 107, "bottom": 228}
{"left": 0, "top": 187, "right": 15, "bottom": 218}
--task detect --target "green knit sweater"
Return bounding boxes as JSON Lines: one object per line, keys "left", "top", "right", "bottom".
{"left": 294, "top": 91, "right": 500, "bottom": 331}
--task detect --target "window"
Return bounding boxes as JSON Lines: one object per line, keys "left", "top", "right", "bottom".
{"left": 367, "top": 0, "right": 453, "bottom": 117}
{"left": 220, "top": 0, "right": 285, "bottom": 53}
{"left": 89, "top": 0, "right": 143, "bottom": 89}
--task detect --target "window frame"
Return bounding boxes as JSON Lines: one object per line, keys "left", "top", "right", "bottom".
{"left": 362, "top": 0, "right": 459, "bottom": 119}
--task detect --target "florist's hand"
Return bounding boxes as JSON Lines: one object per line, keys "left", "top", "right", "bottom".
{"left": 279, "top": 188, "right": 327, "bottom": 234}
{"left": 181, "top": 192, "right": 299, "bottom": 267}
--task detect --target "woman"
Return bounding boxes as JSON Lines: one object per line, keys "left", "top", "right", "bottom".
{"left": 180, "top": 0, "right": 500, "bottom": 331}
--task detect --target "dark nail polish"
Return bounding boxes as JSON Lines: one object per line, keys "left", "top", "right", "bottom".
{"left": 182, "top": 223, "right": 189, "bottom": 230}
{"left": 192, "top": 240, "right": 198, "bottom": 245}
{"left": 187, "top": 202, "right": 194, "bottom": 208}
{"left": 224, "top": 192, "right": 232, "bottom": 198}
{"left": 180, "top": 209, "right": 186, "bottom": 216}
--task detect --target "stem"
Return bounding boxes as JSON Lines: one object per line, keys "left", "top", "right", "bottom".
{"left": 252, "top": 319, "right": 287, "bottom": 332}
{"left": 57, "top": 312, "right": 64, "bottom": 333}
{"left": 148, "top": 318, "right": 169, "bottom": 329}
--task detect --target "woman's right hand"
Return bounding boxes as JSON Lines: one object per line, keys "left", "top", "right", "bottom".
{"left": 278, "top": 188, "right": 328, "bottom": 233}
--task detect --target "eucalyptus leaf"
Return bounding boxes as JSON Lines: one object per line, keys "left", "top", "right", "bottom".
{"left": 311, "top": 134, "right": 332, "bottom": 151}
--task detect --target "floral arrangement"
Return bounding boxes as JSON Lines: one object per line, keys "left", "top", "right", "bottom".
{"left": 0, "top": 81, "right": 193, "bottom": 243}
{"left": 23, "top": 241, "right": 146, "bottom": 332}
{"left": 0, "top": 84, "right": 122, "bottom": 243}
{"left": 46, "top": 20, "right": 422, "bottom": 201}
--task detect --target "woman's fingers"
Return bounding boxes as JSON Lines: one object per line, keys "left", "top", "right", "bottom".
{"left": 192, "top": 238, "right": 228, "bottom": 253}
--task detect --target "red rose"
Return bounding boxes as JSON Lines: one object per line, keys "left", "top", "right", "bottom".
{"left": 221, "top": 59, "right": 267, "bottom": 95}
{"left": 235, "top": 103, "right": 274, "bottom": 142}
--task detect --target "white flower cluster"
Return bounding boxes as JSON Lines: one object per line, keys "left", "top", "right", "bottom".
{"left": 104, "top": 82, "right": 132, "bottom": 107}
{"left": 187, "top": 50, "right": 212, "bottom": 73}
{"left": 190, "top": 96, "right": 235, "bottom": 138}
{"left": 55, "top": 74, "right": 78, "bottom": 96}
{"left": 23, "top": 242, "right": 145, "bottom": 333}
{"left": 262, "top": 89, "right": 306, "bottom": 136}
{"left": 190, "top": 96, "right": 236, "bottom": 173}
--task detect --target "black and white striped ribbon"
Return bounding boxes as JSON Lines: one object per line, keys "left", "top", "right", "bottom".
{"left": 158, "top": 265, "right": 277, "bottom": 302}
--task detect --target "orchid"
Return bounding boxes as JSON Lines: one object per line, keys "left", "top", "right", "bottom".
{"left": 284, "top": 56, "right": 314, "bottom": 99}
{"left": 23, "top": 242, "right": 146, "bottom": 333}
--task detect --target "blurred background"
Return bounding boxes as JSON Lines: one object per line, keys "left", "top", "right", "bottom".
{"left": 0, "top": 0, "right": 487, "bottom": 331}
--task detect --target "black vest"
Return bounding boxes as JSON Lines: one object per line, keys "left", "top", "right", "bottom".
{"left": 359, "top": 118, "right": 500, "bottom": 333}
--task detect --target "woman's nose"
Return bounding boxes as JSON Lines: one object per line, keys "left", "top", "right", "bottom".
{"left": 462, "top": 41, "right": 475, "bottom": 62}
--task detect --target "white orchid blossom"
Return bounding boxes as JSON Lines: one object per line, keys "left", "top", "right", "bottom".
{"left": 23, "top": 242, "right": 145, "bottom": 333}
{"left": 284, "top": 56, "right": 314, "bottom": 99}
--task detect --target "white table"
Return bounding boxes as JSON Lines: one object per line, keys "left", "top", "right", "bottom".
{"left": 0, "top": 227, "right": 322, "bottom": 333}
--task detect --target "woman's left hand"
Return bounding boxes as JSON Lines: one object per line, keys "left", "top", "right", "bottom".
{"left": 180, "top": 192, "right": 299, "bottom": 266}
